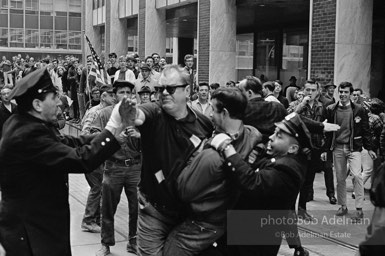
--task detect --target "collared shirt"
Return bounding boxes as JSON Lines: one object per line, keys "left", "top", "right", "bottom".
{"left": 137, "top": 70, "right": 160, "bottom": 81}
{"left": 91, "top": 105, "right": 141, "bottom": 160}
{"left": 134, "top": 77, "right": 158, "bottom": 94}
{"left": 80, "top": 103, "right": 105, "bottom": 135}
{"left": 189, "top": 99, "right": 214, "bottom": 119}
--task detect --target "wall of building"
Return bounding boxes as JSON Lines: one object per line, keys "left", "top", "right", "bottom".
{"left": 310, "top": 0, "right": 336, "bottom": 84}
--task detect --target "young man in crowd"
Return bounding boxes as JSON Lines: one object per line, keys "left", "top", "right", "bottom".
{"left": 95, "top": 80, "right": 141, "bottom": 256}
{"left": 189, "top": 82, "right": 214, "bottom": 118}
{"left": 323, "top": 82, "right": 376, "bottom": 221}
{"left": 80, "top": 85, "right": 116, "bottom": 234}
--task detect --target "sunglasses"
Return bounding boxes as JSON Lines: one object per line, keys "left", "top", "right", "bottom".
{"left": 155, "top": 84, "right": 188, "bottom": 95}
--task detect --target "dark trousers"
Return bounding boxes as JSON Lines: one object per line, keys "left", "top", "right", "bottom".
{"left": 323, "top": 151, "right": 335, "bottom": 197}
{"left": 298, "top": 150, "right": 321, "bottom": 210}
{"left": 82, "top": 166, "right": 103, "bottom": 225}
{"left": 101, "top": 161, "right": 140, "bottom": 246}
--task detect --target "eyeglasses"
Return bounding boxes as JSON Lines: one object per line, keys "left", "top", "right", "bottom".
{"left": 155, "top": 84, "right": 188, "bottom": 95}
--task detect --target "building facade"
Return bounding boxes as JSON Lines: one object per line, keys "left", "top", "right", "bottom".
{"left": 84, "top": 0, "right": 385, "bottom": 98}
{"left": 0, "top": 0, "right": 82, "bottom": 61}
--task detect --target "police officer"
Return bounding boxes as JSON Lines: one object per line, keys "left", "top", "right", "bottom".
{"left": 211, "top": 112, "right": 312, "bottom": 256}
{"left": 0, "top": 68, "right": 125, "bottom": 256}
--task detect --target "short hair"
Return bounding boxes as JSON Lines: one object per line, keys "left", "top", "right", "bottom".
{"left": 210, "top": 83, "right": 220, "bottom": 90}
{"left": 151, "top": 53, "right": 160, "bottom": 58}
{"left": 118, "top": 55, "right": 127, "bottom": 62}
{"left": 160, "top": 65, "right": 190, "bottom": 85}
{"left": 304, "top": 79, "right": 319, "bottom": 89}
{"left": 184, "top": 54, "right": 193, "bottom": 62}
{"left": 354, "top": 88, "right": 363, "bottom": 94}
{"left": 86, "top": 55, "right": 92, "bottom": 59}
{"left": 243, "top": 76, "right": 262, "bottom": 95}
{"left": 198, "top": 82, "right": 209, "bottom": 89}
{"left": 225, "top": 80, "right": 236, "bottom": 87}
{"left": 41, "top": 58, "right": 50, "bottom": 64}
{"left": 263, "top": 81, "right": 275, "bottom": 92}
{"left": 274, "top": 80, "right": 283, "bottom": 86}
{"left": 211, "top": 87, "right": 247, "bottom": 120}
{"left": 108, "top": 52, "right": 117, "bottom": 58}
{"left": 145, "top": 56, "right": 154, "bottom": 62}
{"left": 52, "top": 59, "right": 58, "bottom": 63}
{"left": 338, "top": 82, "right": 354, "bottom": 93}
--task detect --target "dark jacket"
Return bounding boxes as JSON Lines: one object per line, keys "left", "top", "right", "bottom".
{"left": 243, "top": 97, "right": 287, "bottom": 143}
{"left": 225, "top": 153, "right": 307, "bottom": 255}
{"left": 0, "top": 113, "right": 120, "bottom": 256}
{"left": 0, "top": 102, "right": 17, "bottom": 138}
{"left": 177, "top": 125, "right": 262, "bottom": 224}
{"left": 324, "top": 101, "right": 373, "bottom": 152}
{"left": 295, "top": 100, "right": 325, "bottom": 148}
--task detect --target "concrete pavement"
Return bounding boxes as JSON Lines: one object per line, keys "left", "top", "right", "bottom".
{"left": 64, "top": 123, "right": 373, "bottom": 256}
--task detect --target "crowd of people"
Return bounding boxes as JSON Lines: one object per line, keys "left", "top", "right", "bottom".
{"left": 0, "top": 50, "right": 385, "bottom": 256}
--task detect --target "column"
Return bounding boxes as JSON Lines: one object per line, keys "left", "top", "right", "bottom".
{"left": 197, "top": 0, "right": 236, "bottom": 85}
{"left": 334, "top": 0, "right": 373, "bottom": 93}
{"left": 105, "top": 0, "right": 128, "bottom": 56}
{"left": 138, "top": 0, "right": 166, "bottom": 58}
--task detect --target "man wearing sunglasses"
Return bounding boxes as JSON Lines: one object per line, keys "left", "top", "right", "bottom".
{"left": 114, "top": 65, "right": 213, "bottom": 255}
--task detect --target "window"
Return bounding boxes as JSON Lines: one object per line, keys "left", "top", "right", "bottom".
{"left": 68, "top": 31, "right": 81, "bottom": 49}
{"left": 9, "top": 28, "right": 23, "bottom": 47}
{"left": 25, "top": 10, "right": 38, "bottom": 29}
{"left": 10, "top": 9, "right": 23, "bottom": 28}
{"left": 280, "top": 30, "right": 308, "bottom": 85}
{"left": 0, "top": 27, "right": 8, "bottom": 47}
{"left": 1, "top": 0, "right": 8, "bottom": 9}
{"left": 55, "top": 15, "right": 67, "bottom": 30}
{"left": 25, "top": 29, "right": 39, "bottom": 48}
{"left": 236, "top": 33, "right": 254, "bottom": 81}
{"left": 256, "top": 31, "right": 278, "bottom": 81}
{"left": 69, "top": 0, "right": 81, "bottom": 13}
{"left": 69, "top": 12, "right": 81, "bottom": 31}
{"left": 93, "top": 0, "right": 97, "bottom": 10}
{"left": 0, "top": 9, "right": 7, "bottom": 27}
{"left": 40, "top": 0, "right": 53, "bottom": 13}
{"left": 100, "top": 26, "right": 105, "bottom": 52}
{"left": 165, "top": 38, "right": 173, "bottom": 54}
{"left": 55, "top": 30, "right": 68, "bottom": 49}
{"left": 40, "top": 29, "right": 53, "bottom": 48}
{"left": 127, "top": 35, "right": 138, "bottom": 53}
{"left": 9, "top": 0, "right": 23, "bottom": 9}
{"left": 25, "top": 0, "right": 38, "bottom": 10}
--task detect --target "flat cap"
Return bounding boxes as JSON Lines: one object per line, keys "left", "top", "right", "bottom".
{"left": 100, "top": 84, "right": 114, "bottom": 94}
{"left": 9, "top": 68, "right": 57, "bottom": 102}
{"left": 140, "top": 64, "right": 151, "bottom": 71}
{"left": 113, "top": 79, "right": 135, "bottom": 90}
{"left": 325, "top": 82, "right": 336, "bottom": 88}
{"left": 138, "top": 85, "right": 151, "bottom": 94}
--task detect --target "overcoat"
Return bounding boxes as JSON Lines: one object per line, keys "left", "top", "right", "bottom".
{"left": 0, "top": 113, "right": 120, "bottom": 256}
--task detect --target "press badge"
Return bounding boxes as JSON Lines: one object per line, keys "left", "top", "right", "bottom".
{"left": 189, "top": 134, "right": 201, "bottom": 148}
{"left": 155, "top": 170, "right": 165, "bottom": 184}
